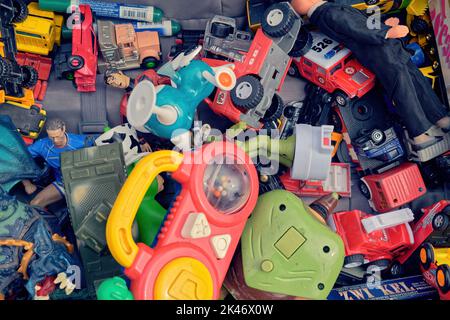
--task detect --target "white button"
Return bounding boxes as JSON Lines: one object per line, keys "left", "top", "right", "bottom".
{"left": 181, "top": 213, "right": 211, "bottom": 239}
{"left": 210, "top": 234, "right": 231, "bottom": 259}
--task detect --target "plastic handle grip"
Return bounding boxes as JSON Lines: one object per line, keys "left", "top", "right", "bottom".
{"left": 106, "top": 150, "right": 184, "bottom": 268}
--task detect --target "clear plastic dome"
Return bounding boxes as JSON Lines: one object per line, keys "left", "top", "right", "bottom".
{"left": 203, "top": 155, "right": 251, "bottom": 214}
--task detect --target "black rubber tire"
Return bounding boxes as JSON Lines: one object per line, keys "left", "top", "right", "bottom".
{"left": 420, "top": 243, "right": 434, "bottom": 270}
{"left": 67, "top": 55, "right": 85, "bottom": 71}
{"left": 390, "top": 261, "right": 405, "bottom": 277}
{"left": 261, "top": 3, "right": 296, "bottom": 38}
{"left": 437, "top": 265, "right": 450, "bottom": 294}
{"left": 30, "top": 105, "right": 41, "bottom": 115}
{"left": 210, "top": 22, "right": 233, "bottom": 38}
{"left": 287, "top": 63, "right": 300, "bottom": 78}
{"left": 12, "top": 0, "right": 28, "bottom": 23}
{"left": 344, "top": 254, "right": 365, "bottom": 268}
{"left": 359, "top": 180, "right": 371, "bottom": 199}
{"left": 432, "top": 213, "right": 450, "bottom": 232}
{"left": 283, "top": 104, "right": 297, "bottom": 119}
{"left": 371, "top": 129, "right": 386, "bottom": 145}
{"left": 259, "top": 174, "right": 285, "bottom": 195}
{"left": 289, "top": 29, "right": 313, "bottom": 57}
{"left": 141, "top": 57, "right": 159, "bottom": 69}
{"left": 0, "top": 58, "right": 13, "bottom": 78}
{"left": 20, "top": 65, "right": 39, "bottom": 88}
{"left": 365, "top": 0, "right": 380, "bottom": 5}
{"left": 263, "top": 93, "right": 284, "bottom": 121}
{"left": 333, "top": 90, "right": 350, "bottom": 107}
{"left": 231, "top": 75, "right": 264, "bottom": 110}
{"left": 411, "top": 17, "right": 429, "bottom": 34}
{"left": 368, "top": 259, "right": 390, "bottom": 271}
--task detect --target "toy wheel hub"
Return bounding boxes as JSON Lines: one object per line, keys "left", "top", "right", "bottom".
{"left": 235, "top": 82, "right": 253, "bottom": 100}
{"left": 266, "top": 9, "right": 284, "bottom": 27}
{"left": 336, "top": 96, "right": 345, "bottom": 105}
{"left": 434, "top": 215, "right": 445, "bottom": 228}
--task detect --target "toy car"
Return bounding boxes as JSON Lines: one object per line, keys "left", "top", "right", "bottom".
{"left": 246, "top": 0, "right": 285, "bottom": 32}
{"left": 280, "top": 162, "right": 351, "bottom": 198}
{"left": 353, "top": 127, "right": 404, "bottom": 162}
{"left": 0, "top": 102, "right": 46, "bottom": 142}
{"left": 69, "top": 4, "right": 98, "bottom": 92}
{"left": 241, "top": 190, "right": 345, "bottom": 299}
{"left": 419, "top": 243, "right": 450, "bottom": 299}
{"left": 97, "top": 20, "right": 161, "bottom": 73}
{"left": 204, "top": 2, "right": 301, "bottom": 129}
{"left": 16, "top": 52, "right": 52, "bottom": 101}
{"left": 289, "top": 31, "right": 376, "bottom": 107}
{"left": 328, "top": 208, "right": 415, "bottom": 271}
{"left": 359, "top": 162, "right": 427, "bottom": 213}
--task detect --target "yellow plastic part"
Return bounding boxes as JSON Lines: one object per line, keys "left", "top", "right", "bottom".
{"left": 434, "top": 247, "right": 450, "bottom": 266}
{"left": 106, "top": 150, "right": 184, "bottom": 268}
{"left": 5, "top": 89, "right": 35, "bottom": 108}
{"left": 419, "top": 66, "right": 438, "bottom": 89}
{"left": 407, "top": 0, "right": 428, "bottom": 16}
{"left": 154, "top": 257, "right": 214, "bottom": 300}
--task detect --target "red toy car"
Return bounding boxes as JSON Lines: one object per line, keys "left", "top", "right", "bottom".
{"left": 359, "top": 162, "right": 427, "bottom": 213}
{"left": 69, "top": 4, "right": 98, "bottom": 92}
{"left": 328, "top": 208, "right": 415, "bottom": 271}
{"left": 289, "top": 31, "right": 376, "bottom": 107}
{"left": 280, "top": 162, "right": 351, "bottom": 198}
{"left": 15, "top": 52, "right": 52, "bottom": 101}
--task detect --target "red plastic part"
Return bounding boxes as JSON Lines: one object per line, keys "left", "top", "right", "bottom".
{"left": 15, "top": 52, "right": 52, "bottom": 101}
{"left": 331, "top": 209, "right": 414, "bottom": 265}
{"left": 72, "top": 4, "right": 98, "bottom": 92}
{"left": 124, "top": 141, "right": 259, "bottom": 300}
{"left": 361, "top": 162, "right": 427, "bottom": 213}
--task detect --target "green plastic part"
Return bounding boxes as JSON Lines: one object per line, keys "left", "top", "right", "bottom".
{"left": 152, "top": 7, "right": 164, "bottom": 23}
{"left": 39, "top": 0, "right": 71, "bottom": 12}
{"left": 241, "top": 190, "right": 344, "bottom": 299}
{"left": 170, "top": 20, "right": 182, "bottom": 35}
{"left": 97, "top": 277, "right": 134, "bottom": 300}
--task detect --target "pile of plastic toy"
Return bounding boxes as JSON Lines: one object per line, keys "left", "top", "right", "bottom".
{"left": 0, "top": 0, "right": 449, "bottom": 301}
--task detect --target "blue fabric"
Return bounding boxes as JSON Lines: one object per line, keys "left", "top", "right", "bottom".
{"left": 27, "top": 133, "right": 94, "bottom": 184}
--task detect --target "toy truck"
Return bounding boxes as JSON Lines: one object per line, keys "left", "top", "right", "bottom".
{"left": 359, "top": 162, "right": 427, "bottom": 213}
{"left": 290, "top": 31, "right": 376, "bottom": 107}
{"left": 97, "top": 20, "right": 161, "bottom": 73}
{"left": 204, "top": 2, "right": 302, "bottom": 129}
{"left": 13, "top": 2, "right": 63, "bottom": 56}
{"left": 328, "top": 208, "right": 415, "bottom": 271}
{"left": 16, "top": 52, "right": 52, "bottom": 101}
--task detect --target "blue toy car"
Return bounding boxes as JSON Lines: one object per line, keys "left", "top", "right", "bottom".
{"left": 353, "top": 127, "right": 404, "bottom": 162}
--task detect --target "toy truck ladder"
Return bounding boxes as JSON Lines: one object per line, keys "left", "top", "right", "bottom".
{"left": 362, "top": 208, "right": 415, "bottom": 234}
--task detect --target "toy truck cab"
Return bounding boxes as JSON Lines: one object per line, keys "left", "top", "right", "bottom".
{"left": 328, "top": 208, "right": 415, "bottom": 270}
{"left": 291, "top": 32, "right": 375, "bottom": 106}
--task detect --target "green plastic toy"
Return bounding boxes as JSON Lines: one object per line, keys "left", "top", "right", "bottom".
{"left": 241, "top": 190, "right": 344, "bottom": 299}
{"left": 96, "top": 277, "right": 134, "bottom": 300}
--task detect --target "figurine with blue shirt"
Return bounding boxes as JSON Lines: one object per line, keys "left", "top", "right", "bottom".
{"left": 22, "top": 119, "right": 93, "bottom": 208}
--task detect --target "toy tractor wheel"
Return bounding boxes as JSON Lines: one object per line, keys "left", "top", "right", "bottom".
{"left": 432, "top": 213, "right": 450, "bottom": 232}
{"left": 411, "top": 17, "right": 429, "bottom": 34}
{"left": 436, "top": 265, "right": 450, "bottom": 294}
{"left": 20, "top": 65, "right": 39, "bottom": 89}
{"left": 344, "top": 254, "right": 365, "bottom": 268}
{"left": 333, "top": 91, "right": 350, "bottom": 107}
{"left": 0, "top": 58, "right": 13, "bottom": 78}
{"left": 419, "top": 243, "right": 435, "bottom": 271}
{"left": 359, "top": 180, "right": 371, "bottom": 199}
{"left": 12, "top": 0, "right": 28, "bottom": 23}
{"left": 289, "top": 29, "right": 313, "bottom": 57}
{"left": 262, "top": 3, "right": 296, "bottom": 38}
{"left": 288, "top": 63, "right": 300, "bottom": 78}
{"left": 211, "top": 22, "right": 233, "bottom": 38}
{"left": 141, "top": 57, "right": 159, "bottom": 69}
{"left": 368, "top": 259, "right": 390, "bottom": 271}
{"left": 68, "top": 55, "right": 85, "bottom": 71}
{"left": 231, "top": 75, "right": 264, "bottom": 110}
{"left": 365, "top": 0, "right": 380, "bottom": 5}
{"left": 370, "top": 129, "right": 386, "bottom": 145}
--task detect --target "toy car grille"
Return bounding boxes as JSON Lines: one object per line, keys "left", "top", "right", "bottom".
{"left": 352, "top": 71, "right": 370, "bottom": 85}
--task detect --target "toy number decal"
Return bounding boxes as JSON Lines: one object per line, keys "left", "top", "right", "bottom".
{"left": 312, "top": 38, "right": 333, "bottom": 53}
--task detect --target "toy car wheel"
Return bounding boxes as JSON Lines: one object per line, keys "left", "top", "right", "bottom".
{"left": 12, "top": 0, "right": 28, "bottom": 23}
{"left": 0, "top": 58, "right": 13, "bottom": 78}
{"left": 432, "top": 213, "right": 449, "bottom": 231}
{"left": 263, "top": 94, "right": 284, "bottom": 121}
{"left": 262, "top": 3, "right": 296, "bottom": 38}
{"left": 141, "top": 57, "right": 159, "bottom": 69}
{"left": 390, "top": 261, "right": 405, "bottom": 277}
{"left": 288, "top": 63, "right": 300, "bottom": 78}
{"left": 289, "top": 29, "right": 313, "bottom": 57}
{"left": 20, "top": 65, "right": 39, "bottom": 89}
{"left": 370, "top": 129, "right": 386, "bottom": 145}
{"left": 368, "top": 259, "right": 390, "bottom": 271}
{"left": 283, "top": 101, "right": 302, "bottom": 119}
{"left": 333, "top": 91, "right": 350, "bottom": 107}
{"left": 68, "top": 55, "right": 85, "bottom": 71}
{"left": 231, "top": 75, "right": 264, "bottom": 110}
{"left": 419, "top": 243, "right": 434, "bottom": 270}
{"left": 411, "top": 17, "right": 429, "bottom": 34}
{"left": 437, "top": 265, "right": 450, "bottom": 294}
{"left": 210, "top": 22, "right": 233, "bottom": 38}
{"left": 365, "top": 0, "right": 380, "bottom": 5}
{"left": 359, "top": 180, "right": 371, "bottom": 199}
{"left": 344, "top": 254, "right": 365, "bottom": 268}
{"left": 30, "top": 105, "right": 41, "bottom": 115}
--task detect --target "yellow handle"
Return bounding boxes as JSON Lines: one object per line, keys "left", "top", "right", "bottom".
{"left": 106, "top": 150, "right": 184, "bottom": 268}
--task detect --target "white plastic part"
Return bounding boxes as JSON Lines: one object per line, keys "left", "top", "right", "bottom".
{"left": 181, "top": 213, "right": 211, "bottom": 239}
{"left": 361, "top": 208, "right": 415, "bottom": 234}
{"left": 171, "top": 130, "right": 193, "bottom": 152}
{"left": 202, "top": 64, "right": 236, "bottom": 91}
{"left": 153, "top": 105, "right": 178, "bottom": 126}
{"left": 291, "top": 124, "right": 334, "bottom": 181}
{"left": 126, "top": 80, "right": 156, "bottom": 133}
{"left": 210, "top": 234, "right": 232, "bottom": 259}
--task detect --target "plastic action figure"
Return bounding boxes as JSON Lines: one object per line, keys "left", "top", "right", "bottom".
{"left": 291, "top": 0, "right": 450, "bottom": 150}
{"left": 22, "top": 119, "right": 93, "bottom": 207}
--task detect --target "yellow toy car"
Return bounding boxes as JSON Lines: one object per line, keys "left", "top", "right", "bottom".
{"left": 13, "top": 2, "right": 63, "bottom": 56}
{"left": 420, "top": 243, "right": 450, "bottom": 295}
